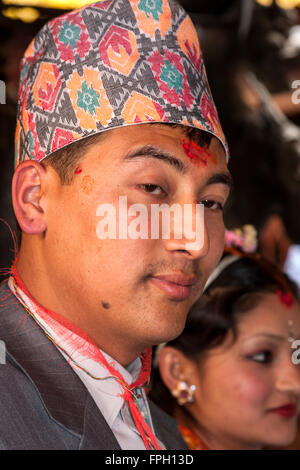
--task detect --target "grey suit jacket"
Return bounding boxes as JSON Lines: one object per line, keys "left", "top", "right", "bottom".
{"left": 0, "top": 281, "right": 188, "bottom": 450}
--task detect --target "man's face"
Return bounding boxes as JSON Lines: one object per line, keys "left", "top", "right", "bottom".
{"left": 43, "top": 124, "right": 231, "bottom": 362}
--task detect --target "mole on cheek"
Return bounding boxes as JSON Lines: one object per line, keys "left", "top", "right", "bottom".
{"left": 81, "top": 175, "right": 95, "bottom": 194}
{"left": 102, "top": 301, "right": 111, "bottom": 309}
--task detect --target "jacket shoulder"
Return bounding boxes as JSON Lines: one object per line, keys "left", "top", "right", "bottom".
{"left": 0, "top": 281, "right": 80, "bottom": 449}
{"left": 0, "top": 353, "right": 80, "bottom": 449}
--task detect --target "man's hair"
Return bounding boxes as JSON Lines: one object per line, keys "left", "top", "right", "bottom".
{"left": 43, "top": 124, "right": 213, "bottom": 185}
{"left": 41, "top": 132, "right": 105, "bottom": 185}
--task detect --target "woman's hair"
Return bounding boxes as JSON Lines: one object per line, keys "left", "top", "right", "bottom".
{"left": 149, "top": 252, "right": 300, "bottom": 416}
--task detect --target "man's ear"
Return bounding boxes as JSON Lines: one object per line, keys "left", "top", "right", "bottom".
{"left": 157, "top": 347, "right": 190, "bottom": 392}
{"left": 12, "top": 161, "right": 48, "bottom": 235}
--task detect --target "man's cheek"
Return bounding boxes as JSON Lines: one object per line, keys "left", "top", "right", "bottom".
{"left": 80, "top": 175, "right": 95, "bottom": 195}
{"left": 209, "top": 219, "right": 226, "bottom": 258}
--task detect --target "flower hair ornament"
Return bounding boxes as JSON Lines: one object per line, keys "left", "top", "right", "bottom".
{"left": 225, "top": 225, "right": 257, "bottom": 253}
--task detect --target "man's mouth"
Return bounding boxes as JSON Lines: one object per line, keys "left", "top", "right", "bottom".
{"left": 147, "top": 273, "right": 198, "bottom": 301}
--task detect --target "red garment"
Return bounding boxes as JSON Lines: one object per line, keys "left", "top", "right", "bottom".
{"left": 178, "top": 424, "right": 208, "bottom": 450}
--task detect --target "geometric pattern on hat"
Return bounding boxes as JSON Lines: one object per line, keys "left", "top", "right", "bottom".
{"left": 15, "top": 0, "right": 229, "bottom": 168}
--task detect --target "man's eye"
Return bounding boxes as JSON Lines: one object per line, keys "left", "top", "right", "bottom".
{"left": 202, "top": 200, "right": 223, "bottom": 211}
{"left": 249, "top": 351, "right": 273, "bottom": 364}
{"left": 138, "top": 184, "right": 165, "bottom": 196}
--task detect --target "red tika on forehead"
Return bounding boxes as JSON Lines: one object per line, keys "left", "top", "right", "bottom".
{"left": 277, "top": 290, "right": 293, "bottom": 308}
{"left": 182, "top": 140, "right": 215, "bottom": 165}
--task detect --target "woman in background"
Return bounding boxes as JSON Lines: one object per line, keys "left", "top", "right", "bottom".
{"left": 150, "top": 244, "right": 300, "bottom": 450}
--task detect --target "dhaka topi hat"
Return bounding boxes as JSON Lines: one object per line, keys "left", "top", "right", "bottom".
{"left": 15, "top": 0, "right": 229, "bottom": 167}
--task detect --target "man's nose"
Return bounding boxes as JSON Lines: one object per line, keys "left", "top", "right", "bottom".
{"left": 162, "top": 201, "right": 209, "bottom": 260}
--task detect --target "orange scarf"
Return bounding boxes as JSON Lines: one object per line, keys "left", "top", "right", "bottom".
{"left": 178, "top": 424, "right": 208, "bottom": 450}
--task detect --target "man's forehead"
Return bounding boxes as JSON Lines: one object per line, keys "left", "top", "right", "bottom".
{"left": 93, "top": 125, "right": 231, "bottom": 188}
{"left": 98, "top": 122, "right": 214, "bottom": 149}
{"left": 93, "top": 123, "right": 215, "bottom": 152}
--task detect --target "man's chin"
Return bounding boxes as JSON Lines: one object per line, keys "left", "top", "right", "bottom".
{"left": 144, "top": 313, "right": 188, "bottom": 347}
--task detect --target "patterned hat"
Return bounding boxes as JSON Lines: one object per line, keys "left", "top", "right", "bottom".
{"left": 15, "top": 0, "right": 229, "bottom": 167}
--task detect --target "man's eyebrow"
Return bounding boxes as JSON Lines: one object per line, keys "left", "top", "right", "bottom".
{"left": 205, "top": 172, "right": 233, "bottom": 190}
{"left": 123, "top": 145, "right": 233, "bottom": 190}
{"left": 123, "top": 145, "right": 188, "bottom": 174}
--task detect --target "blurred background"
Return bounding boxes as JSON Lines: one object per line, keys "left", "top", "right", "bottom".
{"left": 0, "top": 0, "right": 300, "bottom": 449}
{"left": 1, "top": 3, "right": 300, "bottom": 278}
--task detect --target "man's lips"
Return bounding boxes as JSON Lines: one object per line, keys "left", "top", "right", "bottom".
{"left": 268, "top": 403, "right": 297, "bottom": 418}
{"left": 148, "top": 273, "right": 197, "bottom": 300}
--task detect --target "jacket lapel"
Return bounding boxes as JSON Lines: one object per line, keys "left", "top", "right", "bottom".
{"left": 79, "top": 394, "right": 120, "bottom": 449}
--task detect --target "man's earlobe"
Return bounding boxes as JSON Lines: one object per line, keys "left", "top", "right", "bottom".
{"left": 12, "top": 161, "right": 48, "bottom": 235}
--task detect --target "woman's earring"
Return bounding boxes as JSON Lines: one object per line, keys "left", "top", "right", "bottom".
{"left": 171, "top": 381, "right": 196, "bottom": 405}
